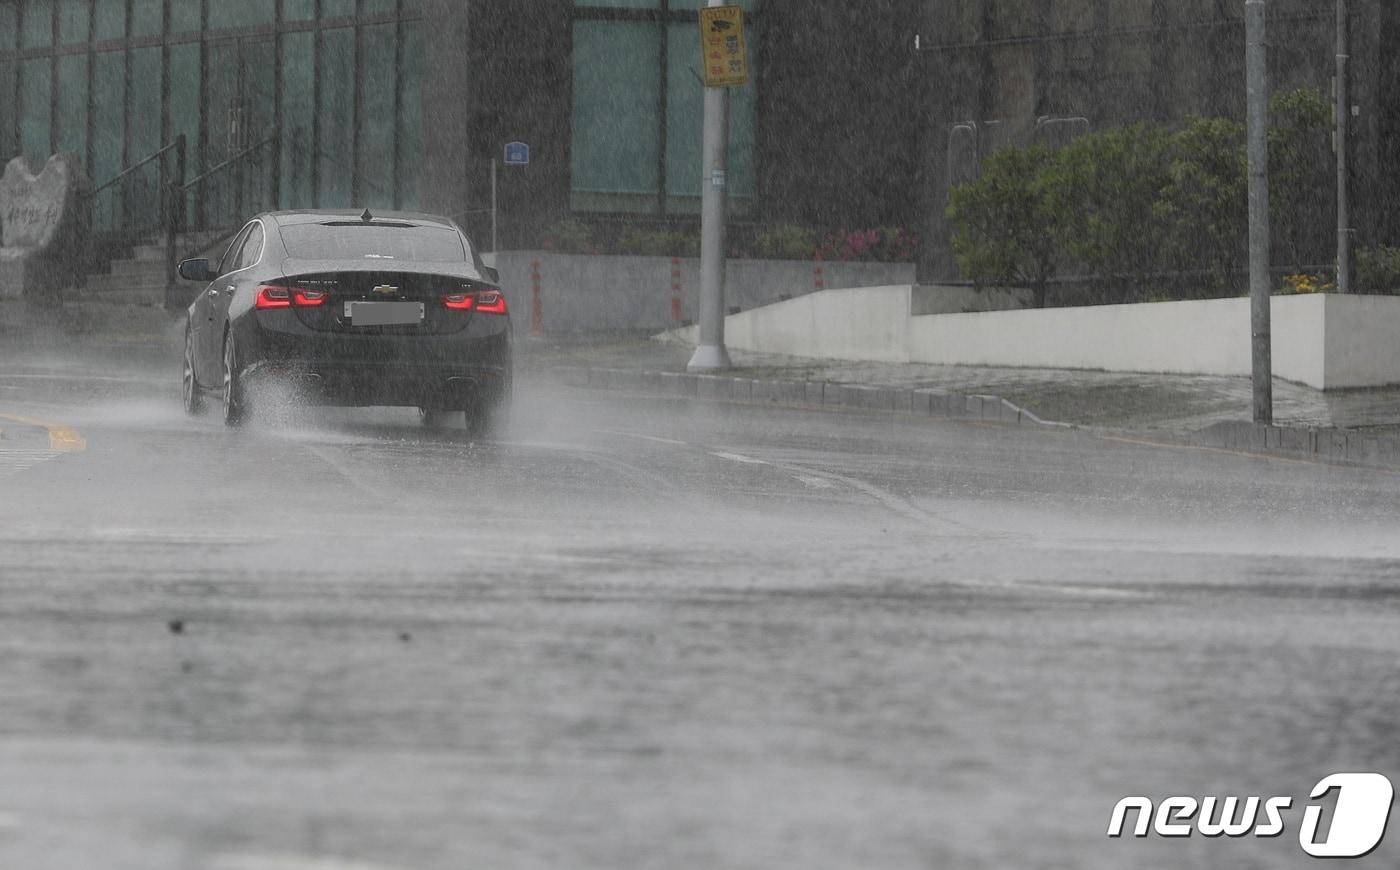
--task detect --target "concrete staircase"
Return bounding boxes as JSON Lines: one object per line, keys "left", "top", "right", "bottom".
{"left": 82, "top": 243, "right": 171, "bottom": 307}
{"left": 81, "top": 230, "right": 237, "bottom": 307}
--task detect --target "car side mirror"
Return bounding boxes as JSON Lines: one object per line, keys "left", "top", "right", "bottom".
{"left": 482, "top": 265, "right": 500, "bottom": 284}
{"left": 178, "top": 258, "right": 214, "bottom": 282}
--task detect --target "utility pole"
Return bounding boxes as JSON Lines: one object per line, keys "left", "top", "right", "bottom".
{"left": 1336, "top": 0, "right": 1352, "bottom": 294}
{"left": 1246, "top": 0, "right": 1273, "bottom": 424}
{"left": 687, "top": 0, "right": 734, "bottom": 373}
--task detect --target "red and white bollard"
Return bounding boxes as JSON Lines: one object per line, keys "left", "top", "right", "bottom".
{"left": 530, "top": 259, "right": 543, "bottom": 337}
{"left": 671, "top": 257, "right": 683, "bottom": 324}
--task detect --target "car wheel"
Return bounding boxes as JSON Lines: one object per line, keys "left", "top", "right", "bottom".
{"left": 466, "top": 394, "right": 511, "bottom": 438}
{"left": 182, "top": 329, "right": 204, "bottom": 415}
{"left": 419, "top": 407, "right": 462, "bottom": 429}
{"left": 222, "top": 332, "right": 248, "bottom": 427}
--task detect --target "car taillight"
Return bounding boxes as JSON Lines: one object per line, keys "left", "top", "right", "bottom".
{"left": 476, "top": 291, "right": 507, "bottom": 314}
{"left": 443, "top": 290, "right": 508, "bottom": 314}
{"left": 257, "top": 285, "right": 325, "bottom": 309}
{"left": 293, "top": 288, "right": 326, "bottom": 307}
{"left": 255, "top": 286, "right": 291, "bottom": 309}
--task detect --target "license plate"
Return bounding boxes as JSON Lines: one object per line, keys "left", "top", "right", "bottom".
{"left": 345, "top": 301, "right": 424, "bottom": 326}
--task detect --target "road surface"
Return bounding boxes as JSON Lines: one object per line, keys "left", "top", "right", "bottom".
{"left": 2, "top": 350, "right": 1399, "bottom": 869}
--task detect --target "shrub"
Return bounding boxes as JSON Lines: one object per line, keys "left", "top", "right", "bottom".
{"left": 617, "top": 226, "right": 700, "bottom": 258}
{"left": 812, "top": 227, "right": 919, "bottom": 263}
{"left": 1049, "top": 123, "right": 1174, "bottom": 301}
{"left": 1270, "top": 87, "right": 1332, "bottom": 273}
{"left": 1158, "top": 116, "right": 1248, "bottom": 295}
{"left": 1279, "top": 272, "right": 1335, "bottom": 295}
{"left": 754, "top": 225, "right": 818, "bottom": 260}
{"left": 947, "top": 144, "right": 1060, "bottom": 306}
{"left": 1355, "top": 246, "right": 1400, "bottom": 295}
{"left": 541, "top": 219, "right": 596, "bottom": 254}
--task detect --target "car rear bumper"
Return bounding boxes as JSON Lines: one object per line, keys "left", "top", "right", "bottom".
{"left": 235, "top": 310, "right": 512, "bottom": 408}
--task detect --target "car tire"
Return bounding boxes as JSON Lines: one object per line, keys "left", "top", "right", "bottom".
{"left": 182, "top": 328, "right": 204, "bottom": 415}
{"left": 466, "top": 393, "right": 511, "bottom": 438}
{"left": 222, "top": 332, "right": 248, "bottom": 427}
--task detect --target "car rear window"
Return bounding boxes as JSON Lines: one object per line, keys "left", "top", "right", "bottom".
{"left": 280, "top": 223, "right": 468, "bottom": 262}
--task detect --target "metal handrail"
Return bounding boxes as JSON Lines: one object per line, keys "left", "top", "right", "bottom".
{"left": 86, "top": 138, "right": 184, "bottom": 200}
{"left": 179, "top": 128, "right": 279, "bottom": 193}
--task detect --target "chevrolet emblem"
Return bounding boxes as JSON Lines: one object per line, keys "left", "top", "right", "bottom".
{"left": 371, "top": 285, "right": 399, "bottom": 295}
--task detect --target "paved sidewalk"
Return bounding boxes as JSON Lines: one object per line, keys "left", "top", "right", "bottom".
{"left": 520, "top": 335, "right": 1400, "bottom": 434}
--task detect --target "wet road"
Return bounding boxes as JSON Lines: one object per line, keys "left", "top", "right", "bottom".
{"left": 2, "top": 354, "right": 1400, "bottom": 870}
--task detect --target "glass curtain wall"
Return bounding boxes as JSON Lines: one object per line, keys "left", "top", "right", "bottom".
{"left": 571, "top": 0, "right": 757, "bottom": 216}
{"left": 0, "top": 0, "right": 424, "bottom": 235}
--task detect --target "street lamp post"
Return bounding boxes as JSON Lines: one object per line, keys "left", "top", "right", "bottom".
{"left": 1336, "top": 0, "right": 1352, "bottom": 294}
{"left": 1246, "top": 0, "right": 1273, "bottom": 425}
{"left": 687, "top": 0, "right": 734, "bottom": 373}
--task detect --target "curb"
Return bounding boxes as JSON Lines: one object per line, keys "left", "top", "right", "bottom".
{"left": 565, "top": 366, "right": 1074, "bottom": 431}
{"left": 1179, "top": 420, "right": 1400, "bottom": 470}
{"left": 566, "top": 366, "right": 1400, "bottom": 472}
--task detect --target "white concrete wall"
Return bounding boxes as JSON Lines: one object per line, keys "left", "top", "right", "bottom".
{"left": 1322, "top": 294, "right": 1400, "bottom": 389}
{"left": 664, "top": 286, "right": 1400, "bottom": 390}
{"left": 490, "top": 252, "right": 914, "bottom": 333}
{"left": 720, "top": 285, "right": 913, "bottom": 363}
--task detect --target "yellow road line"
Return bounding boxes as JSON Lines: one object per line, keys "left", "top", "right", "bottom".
{"left": 0, "top": 413, "right": 87, "bottom": 453}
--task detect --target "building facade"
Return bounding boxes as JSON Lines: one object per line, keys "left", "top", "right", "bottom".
{"left": 2, "top": 0, "right": 923, "bottom": 257}
{"left": 914, "top": 0, "right": 1400, "bottom": 281}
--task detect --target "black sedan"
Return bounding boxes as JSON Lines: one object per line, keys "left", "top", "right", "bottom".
{"left": 179, "top": 209, "right": 512, "bottom": 431}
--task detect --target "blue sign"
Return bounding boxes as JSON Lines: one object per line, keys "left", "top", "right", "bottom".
{"left": 504, "top": 141, "right": 530, "bottom": 166}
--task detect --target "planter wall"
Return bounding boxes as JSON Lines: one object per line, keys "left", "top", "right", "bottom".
{"left": 488, "top": 252, "right": 915, "bottom": 333}
{"left": 666, "top": 288, "right": 1400, "bottom": 391}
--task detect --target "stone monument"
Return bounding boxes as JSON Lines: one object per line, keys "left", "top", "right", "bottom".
{"left": 0, "top": 153, "right": 93, "bottom": 308}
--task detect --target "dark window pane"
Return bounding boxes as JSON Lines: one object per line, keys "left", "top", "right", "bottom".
{"left": 94, "top": 0, "right": 123, "bottom": 40}
{"left": 570, "top": 20, "right": 660, "bottom": 213}
{"left": 284, "top": 0, "right": 315, "bottom": 22}
{"left": 131, "top": 0, "right": 161, "bottom": 37}
{"left": 280, "top": 31, "right": 315, "bottom": 208}
{"left": 357, "top": 24, "right": 395, "bottom": 209}
{"left": 54, "top": 52, "right": 87, "bottom": 158}
{"left": 129, "top": 47, "right": 160, "bottom": 154}
{"left": 19, "top": 57, "right": 52, "bottom": 162}
{"left": 126, "top": 46, "right": 162, "bottom": 223}
{"left": 169, "top": 40, "right": 200, "bottom": 226}
{"left": 317, "top": 27, "right": 355, "bottom": 208}
{"left": 361, "top": 0, "right": 395, "bottom": 15}
{"left": 169, "top": 0, "right": 198, "bottom": 33}
{"left": 397, "top": 21, "right": 422, "bottom": 210}
{"left": 322, "top": 0, "right": 354, "bottom": 19}
{"left": 0, "top": 58, "right": 14, "bottom": 157}
{"left": 22, "top": 0, "right": 53, "bottom": 48}
{"left": 91, "top": 50, "right": 124, "bottom": 228}
{"left": 0, "top": 1, "right": 16, "bottom": 50}
{"left": 280, "top": 224, "right": 467, "bottom": 262}
{"left": 575, "top": 0, "right": 659, "bottom": 7}
{"left": 208, "top": 0, "right": 273, "bottom": 30}
{"left": 58, "top": 0, "right": 89, "bottom": 44}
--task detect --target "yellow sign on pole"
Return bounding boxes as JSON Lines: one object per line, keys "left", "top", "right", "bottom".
{"left": 699, "top": 5, "right": 748, "bottom": 88}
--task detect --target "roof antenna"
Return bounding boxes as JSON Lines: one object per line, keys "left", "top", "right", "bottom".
{"left": 360, "top": 208, "right": 373, "bottom": 222}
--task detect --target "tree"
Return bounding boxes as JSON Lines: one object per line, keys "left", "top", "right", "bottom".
{"left": 947, "top": 145, "right": 1060, "bottom": 308}
{"left": 1158, "top": 116, "right": 1249, "bottom": 295}
{"left": 1047, "top": 124, "right": 1173, "bottom": 301}
{"left": 1269, "top": 87, "right": 1332, "bottom": 273}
